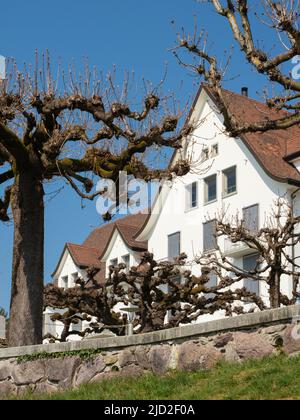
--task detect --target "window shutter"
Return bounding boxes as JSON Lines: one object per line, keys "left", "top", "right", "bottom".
{"left": 168, "top": 232, "right": 181, "bottom": 260}
{"left": 203, "top": 221, "right": 216, "bottom": 251}
{"left": 206, "top": 272, "right": 218, "bottom": 298}
{"left": 207, "top": 273, "right": 218, "bottom": 288}
{"left": 243, "top": 253, "right": 260, "bottom": 295}
{"left": 110, "top": 258, "right": 118, "bottom": 268}
{"left": 243, "top": 205, "right": 259, "bottom": 232}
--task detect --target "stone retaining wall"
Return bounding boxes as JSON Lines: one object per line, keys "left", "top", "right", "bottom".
{"left": 1, "top": 306, "right": 300, "bottom": 397}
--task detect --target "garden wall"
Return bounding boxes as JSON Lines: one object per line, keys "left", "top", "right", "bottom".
{"left": 1, "top": 306, "right": 300, "bottom": 396}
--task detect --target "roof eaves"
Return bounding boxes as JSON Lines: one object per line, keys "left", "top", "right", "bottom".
{"left": 284, "top": 150, "right": 300, "bottom": 162}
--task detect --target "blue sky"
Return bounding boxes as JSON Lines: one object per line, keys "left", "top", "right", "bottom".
{"left": 0, "top": 0, "right": 281, "bottom": 312}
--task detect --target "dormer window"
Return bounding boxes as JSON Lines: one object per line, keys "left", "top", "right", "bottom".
{"left": 61, "top": 275, "right": 68, "bottom": 289}
{"left": 122, "top": 254, "right": 130, "bottom": 273}
{"left": 110, "top": 258, "right": 118, "bottom": 268}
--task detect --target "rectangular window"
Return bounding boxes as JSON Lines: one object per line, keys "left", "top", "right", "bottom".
{"left": 205, "top": 272, "right": 218, "bottom": 298}
{"left": 61, "top": 275, "right": 68, "bottom": 289}
{"left": 71, "top": 317, "right": 82, "bottom": 333}
{"left": 203, "top": 220, "right": 217, "bottom": 252}
{"left": 243, "top": 204, "right": 259, "bottom": 233}
{"left": 207, "top": 272, "right": 218, "bottom": 289}
{"left": 110, "top": 258, "right": 118, "bottom": 268}
{"left": 243, "top": 253, "right": 260, "bottom": 296}
{"left": 186, "top": 182, "right": 198, "bottom": 210}
{"left": 223, "top": 166, "right": 237, "bottom": 196}
{"left": 211, "top": 144, "right": 219, "bottom": 157}
{"left": 70, "top": 272, "right": 79, "bottom": 287}
{"left": 168, "top": 232, "right": 181, "bottom": 260}
{"left": 122, "top": 254, "right": 130, "bottom": 273}
{"left": 202, "top": 147, "right": 209, "bottom": 161}
{"left": 204, "top": 175, "right": 217, "bottom": 204}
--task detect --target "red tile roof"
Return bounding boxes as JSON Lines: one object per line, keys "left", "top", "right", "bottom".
{"left": 66, "top": 243, "right": 102, "bottom": 269}
{"left": 55, "top": 86, "right": 300, "bottom": 284}
{"left": 83, "top": 213, "right": 148, "bottom": 253}
{"left": 54, "top": 213, "right": 148, "bottom": 285}
{"left": 203, "top": 85, "right": 300, "bottom": 184}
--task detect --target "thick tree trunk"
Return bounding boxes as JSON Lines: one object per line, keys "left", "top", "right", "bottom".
{"left": 269, "top": 269, "right": 281, "bottom": 309}
{"left": 8, "top": 172, "right": 44, "bottom": 347}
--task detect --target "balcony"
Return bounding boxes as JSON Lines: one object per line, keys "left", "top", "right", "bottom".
{"left": 223, "top": 238, "right": 257, "bottom": 258}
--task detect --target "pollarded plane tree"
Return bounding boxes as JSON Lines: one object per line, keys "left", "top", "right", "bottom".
{"left": 44, "top": 267, "right": 127, "bottom": 342}
{"left": 0, "top": 54, "right": 192, "bottom": 346}
{"left": 44, "top": 252, "right": 265, "bottom": 341}
{"left": 106, "top": 252, "right": 265, "bottom": 333}
{"left": 174, "top": 0, "right": 300, "bottom": 135}
{"left": 197, "top": 199, "right": 300, "bottom": 309}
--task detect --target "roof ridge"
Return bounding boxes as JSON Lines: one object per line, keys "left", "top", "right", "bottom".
{"left": 67, "top": 242, "right": 99, "bottom": 252}
{"left": 204, "top": 83, "right": 290, "bottom": 118}
{"left": 89, "top": 212, "right": 147, "bottom": 232}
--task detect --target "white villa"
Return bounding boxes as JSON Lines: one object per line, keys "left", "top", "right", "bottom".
{"left": 44, "top": 84, "right": 300, "bottom": 339}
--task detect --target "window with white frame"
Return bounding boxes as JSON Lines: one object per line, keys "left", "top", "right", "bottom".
{"left": 61, "top": 275, "right": 68, "bottom": 289}
{"left": 203, "top": 220, "right": 217, "bottom": 252}
{"left": 211, "top": 144, "right": 219, "bottom": 158}
{"left": 110, "top": 258, "right": 118, "bottom": 268}
{"left": 71, "top": 316, "right": 82, "bottom": 333}
{"left": 71, "top": 272, "right": 79, "bottom": 287}
{"left": 243, "top": 204, "right": 259, "bottom": 233}
{"left": 206, "top": 272, "right": 218, "bottom": 298}
{"left": 243, "top": 253, "right": 260, "bottom": 296}
{"left": 201, "top": 147, "right": 209, "bottom": 161}
{"left": 204, "top": 174, "right": 217, "bottom": 204}
{"left": 223, "top": 166, "right": 237, "bottom": 197}
{"left": 122, "top": 254, "right": 130, "bottom": 273}
{"left": 186, "top": 182, "right": 198, "bottom": 211}
{"left": 168, "top": 232, "right": 181, "bottom": 261}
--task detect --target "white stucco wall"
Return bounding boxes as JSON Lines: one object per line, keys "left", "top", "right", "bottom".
{"left": 44, "top": 249, "right": 89, "bottom": 342}
{"left": 45, "top": 238, "right": 142, "bottom": 341}
{"left": 102, "top": 230, "right": 143, "bottom": 320}
{"left": 103, "top": 230, "right": 141, "bottom": 277}
{"left": 53, "top": 249, "right": 88, "bottom": 288}
{"left": 139, "top": 90, "right": 299, "bottom": 311}
{"left": 46, "top": 88, "right": 300, "bottom": 337}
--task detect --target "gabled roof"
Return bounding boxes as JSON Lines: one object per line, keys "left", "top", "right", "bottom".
{"left": 135, "top": 84, "right": 300, "bottom": 241}
{"left": 53, "top": 213, "right": 148, "bottom": 285}
{"left": 203, "top": 85, "right": 300, "bottom": 184}
{"left": 83, "top": 213, "right": 148, "bottom": 253}
{"left": 66, "top": 243, "right": 102, "bottom": 269}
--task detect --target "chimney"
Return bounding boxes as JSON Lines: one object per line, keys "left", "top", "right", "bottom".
{"left": 241, "top": 87, "right": 248, "bottom": 97}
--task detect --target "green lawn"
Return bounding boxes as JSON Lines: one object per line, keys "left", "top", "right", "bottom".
{"left": 9, "top": 354, "right": 300, "bottom": 400}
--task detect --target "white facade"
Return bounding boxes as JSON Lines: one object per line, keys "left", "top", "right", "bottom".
{"left": 53, "top": 248, "right": 88, "bottom": 288}
{"left": 102, "top": 230, "right": 141, "bottom": 277}
{"left": 137, "top": 88, "right": 300, "bottom": 313}
{"left": 45, "top": 248, "right": 89, "bottom": 342}
{"left": 46, "top": 232, "right": 145, "bottom": 342}
{"left": 47, "top": 87, "right": 300, "bottom": 338}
